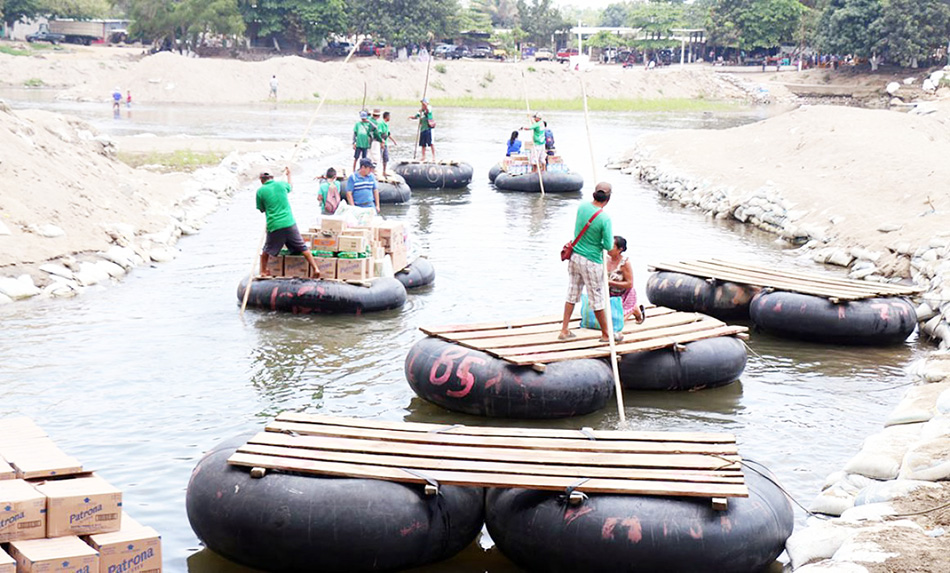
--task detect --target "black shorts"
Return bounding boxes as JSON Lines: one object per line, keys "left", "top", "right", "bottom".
{"left": 382, "top": 145, "right": 390, "bottom": 162}
{"left": 354, "top": 147, "right": 369, "bottom": 160}
{"left": 262, "top": 224, "right": 308, "bottom": 256}
{"left": 419, "top": 130, "right": 432, "bottom": 147}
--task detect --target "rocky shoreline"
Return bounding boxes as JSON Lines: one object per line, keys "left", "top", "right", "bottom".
{"left": 610, "top": 145, "right": 950, "bottom": 572}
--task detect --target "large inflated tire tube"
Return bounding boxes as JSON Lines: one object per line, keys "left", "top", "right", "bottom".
{"left": 646, "top": 271, "right": 760, "bottom": 319}
{"left": 237, "top": 276, "right": 407, "bottom": 314}
{"left": 186, "top": 435, "right": 485, "bottom": 573}
{"left": 493, "top": 171, "right": 584, "bottom": 193}
{"left": 750, "top": 291, "right": 917, "bottom": 345}
{"left": 619, "top": 336, "right": 747, "bottom": 391}
{"left": 377, "top": 178, "right": 411, "bottom": 203}
{"left": 395, "top": 257, "right": 436, "bottom": 289}
{"left": 488, "top": 163, "right": 503, "bottom": 182}
{"left": 393, "top": 161, "right": 473, "bottom": 189}
{"left": 485, "top": 463, "right": 793, "bottom": 573}
{"left": 405, "top": 336, "right": 614, "bottom": 419}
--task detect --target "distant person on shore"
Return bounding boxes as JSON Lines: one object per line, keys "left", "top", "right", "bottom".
{"left": 317, "top": 167, "right": 341, "bottom": 215}
{"left": 520, "top": 112, "right": 545, "bottom": 172}
{"left": 111, "top": 87, "right": 122, "bottom": 111}
{"left": 346, "top": 158, "right": 380, "bottom": 213}
{"left": 379, "top": 111, "right": 397, "bottom": 177}
{"left": 410, "top": 98, "right": 436, "bottom": 161}
{"left": 256, "top": 167, "right": 320, "bottom": 278}
{"left": 269, "top": 75, "right": 278, "bottom": 100}
{"left": 558, "top": 182, "right": 615, "bottom": 343}
{"left": 126, "top": 90, "right": 132, "bottom": 108}
{"left": 506, "top": 131, "right": 522, "bottom": 156}
{"left": 353, "top": 110, "right": 375, "bottom": 173}
{"left": 607, "top": 235, "right": 645, "bottom": 324}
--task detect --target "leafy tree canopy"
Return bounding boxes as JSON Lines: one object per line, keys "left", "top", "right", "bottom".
{"left": 815, "top": 0, "right": 881, "bottom": 57}
{"left": 707, "top": 0, "right": 805, "bottom": 50}
{"left": 515, "top": 0, "right": 567, "bottom": 46}
{"left": 348, "top": 0, "right": 459, "bottom": 46}
{"left": 871, "top": 0, "right": 950, "bottom": 66}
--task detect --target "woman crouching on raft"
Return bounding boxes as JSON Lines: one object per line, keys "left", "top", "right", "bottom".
{"left": 607, "top": 236, "right": 645, "bottom": 323}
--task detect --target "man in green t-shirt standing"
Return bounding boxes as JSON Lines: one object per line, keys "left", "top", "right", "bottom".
{"left": 352, "top": 110, "right": 376, "bottom": 173}
{"left": 256, "top": 167, "right": 320, "bottom": 278}
{"left": 378, "top": 111, "right": 397, "bottom": 177}
{"left": 409, "top": 98, "right": 435, "bottom": 161}
{"left": 521, "top": 112, "right": 546, "bottom": 173}
{"left": 558, "top": 182, "right": 614, "bottom": 343}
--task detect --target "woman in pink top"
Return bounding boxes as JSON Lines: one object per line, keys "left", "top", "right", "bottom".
{"left": 606, "top": 236, "right": 645, "bottom": 323}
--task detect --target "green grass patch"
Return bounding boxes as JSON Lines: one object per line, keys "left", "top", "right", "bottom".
{"left": 117, "top": 150, "right": 224, "bottom": 173}
{"left": 23, "top": 78, "right": 45, "bottom": 87}
{"left": 527, "top": 66, "right": 536, "bottom": 72}
{"left": 434, "top": 63, "right": 446, "bottom": 74}
{"left": 322, "top": 96, "right": 738, "bottom": 112}
{"left": 0, "top": 45, "right": 30, "bottom": 56}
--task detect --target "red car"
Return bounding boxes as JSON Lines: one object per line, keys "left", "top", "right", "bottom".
{"left": 556, "top": 48, "right": 578, "bottom": 63}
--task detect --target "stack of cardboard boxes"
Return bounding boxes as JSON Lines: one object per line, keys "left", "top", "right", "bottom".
{"left": 0, "top": 418, "right": 161, "bottom": 573}
{"left": 265, "top": 216, "right": 409, "bottom": 282}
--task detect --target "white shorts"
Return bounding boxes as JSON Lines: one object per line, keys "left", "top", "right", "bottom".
{"left": 566, "top": 253, "right": 606, "bottom": 310}
{"left": 529, "top": 145, "right": 545, "bottom": 167}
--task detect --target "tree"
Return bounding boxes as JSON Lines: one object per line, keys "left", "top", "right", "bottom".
{"left": 242, "top": 0, "right": 347, "bottom": 49}
{"left": 872, "top": 0, "right": 950, "bottom": 67}
{"left": 2, "top": 0, "right": 43, "bottom": 28}
{"left": 627, "top": 1, "right": 682, "bottom": 40}
{"left": 600, "top": 2, "right": 630, "bottom": 27}
{"left": 458, "top": 1, "right": 492, "bottom": 33}
{"left": 347, "top": 0, "right": 459, "bottom": 46}
{"left": 43, "top": 0, "right": 109, "bottom": 19}
{"left": 180, "top": 0, "right": 244, "bottom": 46}
{"left": 815, "top": 0, "right": 882, "bottom": 59}
{"left": 127, "top": 0, "right": 179, "bottom": 47}
{"left": 472, "top": 0, "right": 518, "bottom": 28}
{"left": 490, "top": 25, "right": 525, "bottom": 55}
{"left": 707, "top": 0, "right": 805, "bottom": 51}
{"left": 515, "top": 0, "right": 567, "bottom": 47}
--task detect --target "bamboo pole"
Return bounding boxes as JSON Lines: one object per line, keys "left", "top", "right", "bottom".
{"left": 581, "top": 78, "right": 625, "bottom": 424}
{"left": 240, "top": 43, "right": 360, "bottom": 317}
{"left": 520, "top": 69, "right": 545, "bottom": 196}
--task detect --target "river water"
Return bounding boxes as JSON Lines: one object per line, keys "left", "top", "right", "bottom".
{"left": 0, "top": 93, "right": 926, "bottom": 572}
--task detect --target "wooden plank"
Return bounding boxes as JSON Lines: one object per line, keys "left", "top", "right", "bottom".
{"left": 251, "top": 432, "right": 740, "bottom": 470}
{"left": 443, "top": 319, "right": 582, "bottom": 341}
{"left": 708, "top": 258, "right": 921, "bottom": 295}
{"left": 237, "top": 443, "right": 745, "bottom": 484}
{"left": 227, "top": 452, "right": 749, "bottom": 498}
{"left": 274, "top": 413, "right": 739, "bottom": 443}
{"left": 263, "top": 424, "right": 741, "bottom": 457}
{"left": 490, "top": 319, "right": 732, "bottom": 358}
{"left": 505, "top": 326, "right": 747, "bottom": 366}
{"left": 680, "top": 260, "right": 903, "bottom": 297}
{"left": 421, "top": 314, "right": 567, "bottom": 336}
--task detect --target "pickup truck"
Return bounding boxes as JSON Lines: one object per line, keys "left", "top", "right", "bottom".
{"left": 26, "top": 28, "right": 65, "bottom": 44}
{"left": 556, "top": 48, "right": 578, "bottom": 63}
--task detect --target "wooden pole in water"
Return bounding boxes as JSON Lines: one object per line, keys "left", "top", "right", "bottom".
{"left": 581, "top": 78, "right": 626, "bottom": 424}
{"left": 413, "top": 49, "right": 434, "bottom": 161}
{"left": 241, "top": 43, "right": 360, "bottom": 317}
{"left": 520, "top": 69, "right": 545, "bottom": 196}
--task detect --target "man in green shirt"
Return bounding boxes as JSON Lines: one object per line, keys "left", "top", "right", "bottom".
{"left": 558, "top": 182, "right": 614, "bottom": 342}
{"left": 521, "top": 112, "right": 546, "bottom": 173}
{"left": 409, "top": 98, "right": 435, "bottom": 161}
{"left": 378, "top": 110, "right": 397, "bottom": 177}
{"left": 352, "top": 110, "right": 376, "bottom": 173}
{"left": 256, "top": 167, "right": 320, "bottom": 278}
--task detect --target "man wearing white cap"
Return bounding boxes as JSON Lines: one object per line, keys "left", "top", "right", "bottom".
{"left": 520, "top": 112, "right": 546, "bottom": 173}
{"left": 409, "top": 98, "right": 435, "bottom": 161}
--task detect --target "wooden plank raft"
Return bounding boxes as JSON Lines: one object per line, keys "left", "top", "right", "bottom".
{"left": 419, "top": 306, "right": 748, "bottom": 367}
{"left": 227, "top": 413, "right": 748, "bottom": 501}
{"left": 650, "top": 258, "right": 921, "bottom": 302}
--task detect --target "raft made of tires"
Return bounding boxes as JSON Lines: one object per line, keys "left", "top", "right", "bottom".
{"left": 392, "top": 160, "right": 473, "bottom": 189}
{"left": 395, "top": 256, "right": 436, "bottom": 290}
{"left": 377, "top": 173, "right": 411, "bottom": 204}
{"left": 493, "top": 170, "right": 584, "bottom": 193}
{"left": 405, "top": 336, "right": 614, "bottom": 419}
{"left": 618, "top": 336, "right": 747, "bottom": 391}
{"left": 186, "top": 435, "right": 485, "bottom": 573}
{"left": 750, "top": 291, "right": 918, "bottom": 345}
{"left": 646, "top": 271, "right": 761, "bottom": 319}
{"left": 485, "top": 463, "right": 793, "bottom": 573}
{"left": 237, "top": 275, "right": 407, "bottom": 314}
{"left": 488, "top": 162, "right": 504, "bottom": 182}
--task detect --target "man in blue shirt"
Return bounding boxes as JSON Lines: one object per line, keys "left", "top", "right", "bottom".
{"left": 346, "top": 158, "right": 380, "bottom": 212}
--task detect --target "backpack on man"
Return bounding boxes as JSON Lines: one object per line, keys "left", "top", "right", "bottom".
{"left": 325, "top": 181, "right": 341, "bottom": 214}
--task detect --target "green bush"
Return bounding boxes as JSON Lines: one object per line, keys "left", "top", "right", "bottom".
{"left": 435, "top": 63, "right": 447, "bottom": 74}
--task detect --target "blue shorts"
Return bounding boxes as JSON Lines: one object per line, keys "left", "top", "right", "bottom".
{"left": 262, "top": 224, "right": 308, "bottom": 256}
{"left": 354, "top": 147, "right": 369, "bottom": 160}
{"left": 419, "top": 130, "right": 432, "bottom": 147}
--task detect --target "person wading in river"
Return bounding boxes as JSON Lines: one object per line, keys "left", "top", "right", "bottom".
{"left": 256, "top": 167, "right": 320, "bottom": 278}
{"left": 558, "top": 182, "right": 615, "bottom": 343}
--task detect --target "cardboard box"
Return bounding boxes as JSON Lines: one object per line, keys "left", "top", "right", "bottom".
{"left": 9, "top": 536, "right": 99, "bottom": 573}
{"left": 86, "top": 514, "right": 162, "bottom": 573}
{"left": 264, "top": 255, "right": 283, "bottom": 277}
{"left": 337, "top": 258, "right": 371, "bottom": 281}
{"left": 337, "top": 236, "right": 367, "bottom": 253}
{"left": 0, "top": 547, "right": 14, "bottom": 573}
{"left": 375, "top": 222, "right": 404, "bottom": 250}
{"left": 389, "top": 247, "right": 408, "bottom": 273}
{"left": 33, "top": 475, "right": 122, "bottom": 537}
{"left": 313, "top": 257, "right": 337, "bottom": 280}
{"left": 0, "top": 479, "right": 46, "bottom": 542}
{"left": 282, "top": 256, "right": 310, "bottom": 279}
{"left": 319, "top": 216, "right": 348, "bottom": 236}
{"left": 1, "top": 438, "right": 83, "bottom": 480}
{"left": 310, "top": 233, "right": 339, "bottom": 252}
{"left": 0, "top": 458, "right": 14, "bottom": 480}
{"left": 0, "top": 418, "right": 47, "bottom": 447}
{"left": 341, "top": 228, "right": 373, "bottom": 242}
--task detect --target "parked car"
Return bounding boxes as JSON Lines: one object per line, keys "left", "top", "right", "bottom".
{"left": 26, "top": 28, "right": 65, "bottom": 44}
{"left": 534, "top": 49, "right": 554, "bottom": 62}
{"left": 492, "top": 47, "right": 508, "bottom": 61}
{"left": 448, "top": 45, "right": 471, "bottom": 60}
{"left": 556, "top": 48, "right": 578, "bottom": 63}
{"left": 323, "top": 41, "right": 353, "bottom": 56}
{"left": 434, "top": 44, "right": 455, "bottom": 58}
{"left": 472, "top": 45, "right": 492, "bottom": 58}
{"left": 357, "top": 40, "right": 376, "bottom": 56}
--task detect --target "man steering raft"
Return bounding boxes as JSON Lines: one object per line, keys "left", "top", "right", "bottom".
{"left": 256, "top": 167, "right": 320, "bottom": 278}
